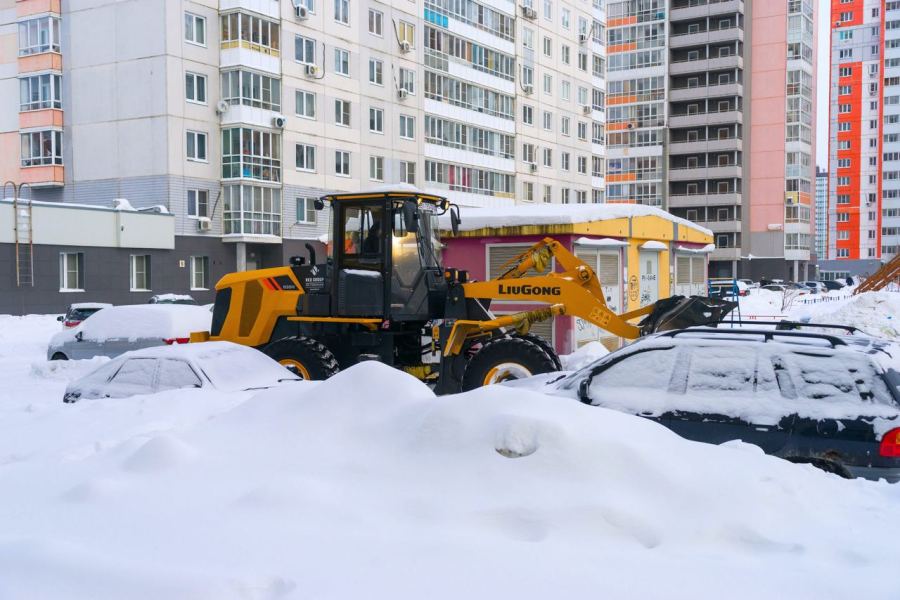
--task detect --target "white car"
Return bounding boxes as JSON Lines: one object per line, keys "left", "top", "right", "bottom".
{"left": 62, "top": 341, "right": 300, "bottom": 402}
{"left": 47, "top": 304, "right": 212, "bottom": 361}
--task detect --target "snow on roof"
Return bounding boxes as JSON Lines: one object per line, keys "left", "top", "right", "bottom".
{"left": 1, "top": 197, "right": 171, "bottom": 214}
{"left": 150, "top": 293, "right": 196, "bottom": 302}
{"left": 70, "top": 302, "right": 113, "bottom": 310}
{"left": 640, "top": 240, "right": 668, "bottom": 250}
{"left": 64, "top": 304, "right": 211, "bottom": 342}
{"left": 439, "top": 203, "right": 712, "bottom": 236}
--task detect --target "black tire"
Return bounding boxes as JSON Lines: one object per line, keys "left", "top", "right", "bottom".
{"left": 514, "top": 332, "right": 562, "bottom": 371}
{"left": 786, "top": 456, "right": 853, "bottom": 479}
{"left": 263, "top": 336, "right": 339, "bottom": 380}
{"left": 461, "top": 336, "right": 558, "bottom": 392}
{"left": 50, "top": 352, "right": 68, "bottom": 361}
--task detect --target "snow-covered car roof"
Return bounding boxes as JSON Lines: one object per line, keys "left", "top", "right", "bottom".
{"left": 149, "top": 293, "right": 197, "bottom": 304}
{"left": 68, "top": 302, "right": 113, "bottom": 310}
{"left": 52, "top": 304, "right": 211, "bottom": 344}
{"left": 69, "top": 341, "right": 300, "bottom": 395}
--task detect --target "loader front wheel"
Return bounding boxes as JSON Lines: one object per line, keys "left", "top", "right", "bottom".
{"left": 462, "top": 337, "right": 558, "bottom": 391}
{"left": 514, "top": 333, "right": 562, "bottom": 371}
{"left": 264, "top": 336, "right": 340, "bottom": 381}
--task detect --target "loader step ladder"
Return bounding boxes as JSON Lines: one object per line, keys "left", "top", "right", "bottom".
{"left": 14, "top": 197, "right": 34, "bottom": 287}
{"left": 853, "top": 253, "right": 900, "bottom": 295}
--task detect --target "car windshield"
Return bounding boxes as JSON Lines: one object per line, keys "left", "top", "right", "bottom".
{"left": 418, "top": 204, "right": 442, "bottom": 269}
{"left": 69, "top": 308, "right": 102, "bottom": 321}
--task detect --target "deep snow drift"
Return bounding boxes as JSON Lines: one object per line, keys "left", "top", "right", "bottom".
{"left": 1, "top": 314, "right": 899, "bottom": 599}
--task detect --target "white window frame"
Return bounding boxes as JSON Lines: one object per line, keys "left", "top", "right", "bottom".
{"left": 369, "top": 155, "right": 384, "bottom": 181}
{"left": 184, "top": 12, "right": 206, "bottom": 46}
{"left": 19, "top": 73, "right": 62, "bottom": 111}
{"left": 296, "top": 143, "right": 317, "bottom": 172}
{"left": 399, "top": 114, "right": 415, "bottom": 139}
{"left": 335, "top": 150, "right": 351, "bottom": 177}
{"left": 334, "top": 48, "right": 350, "bottom": 76}
{"left": 18, "top": 16, "right": 61, "bottom": 56}
{"left": 185, "top": 72, "right": 207, "bottom": 104}
{"left": 130, "top": 255, "right": 151, "bottom": 292}
{"left": 186, "top": 130, "right": 208, "bottom": 162}
{"left": 190, "top": 256, "right": 209, "bottom": 291}
{"left": 399, "top": 68, "right": 416, "bottom": 94}
{"left": 335, "top": 99, "right": 351, "bottom": 127}
{"left": 187, "top": 189, "right": 209, "bottom": 218}
{"left": 369, "top": 58, "right": 384, "bottom": 85}
{"left": 296, "top": 90, "right": 316, "bottom": 119}
{"left": 295, "top": 35, "right": 316, "bottom": 65}
{"left": 21, "top": 130, "right": 62, "bottom": 166}
{"left": 400, "top": 160, "right": 415, "bottom": 184}
{"left": 369, "top": 107, "right": 384, "bottom": 133}
{"left": 334, "top": 0, "right": 350, "bottom": 25}
{"left": 368, "top": 9, "right": 383, "bottom": 36}
{"left": 296, "top": 197, "right": 317, "bottom": 224}
{"left": 59, "top": 252, "right": 84, "bottom": 292}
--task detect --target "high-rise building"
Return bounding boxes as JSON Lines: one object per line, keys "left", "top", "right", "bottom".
{"left": 823, "top": 0, "right": 900, "bottom": 278}
{"left": 815, "top": 166, "right": 827, "bottom": 260}
{"left": 0, "top": 0, "right": 606, "bottom": 312}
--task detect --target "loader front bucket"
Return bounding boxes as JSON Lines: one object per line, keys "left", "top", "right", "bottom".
{"left": 639, "top": 295, "right": 737, "bottom": 335}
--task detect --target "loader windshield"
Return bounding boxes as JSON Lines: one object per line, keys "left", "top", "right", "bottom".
{"left": 418, "top": 204, "right": 442, "bottom": 269}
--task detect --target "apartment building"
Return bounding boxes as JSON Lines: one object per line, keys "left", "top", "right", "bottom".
{"left": 0, "top": 0, "right": 606, "bottom": 314}
{"left": 823, "top": 0, "right": 900, "bottom": 278}
{"left": 605, "top": 0, "right": 816, "bottom": 280}
{"left": 815, "top": 165, "right": 826, "bottom": 260}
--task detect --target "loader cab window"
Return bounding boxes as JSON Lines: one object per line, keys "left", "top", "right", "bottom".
{"left": 340, "top": 204, "right": 384, "bottom": 270}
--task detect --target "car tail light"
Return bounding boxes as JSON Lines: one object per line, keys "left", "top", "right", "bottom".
{"left": 163, "top": 337, "right": 190, "bottom": 345}
{"left": 64, "top": 320, "right": 80, "bottom": 328}
{"left": 879, "top": 428, "right": 900, "bottom": 457}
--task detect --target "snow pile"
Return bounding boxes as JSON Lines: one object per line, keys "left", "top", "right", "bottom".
{"left": 561, "top": 340, "right": 610, "bottom": 370}
{"left": 150, "top": 293, "right": 196, "bottom": 303}
{"left": 440, "top": 203, "right": 712, "bottom": 237}
{"left": 52, "top": 305, "right": 211, "bottom": 343}
{"left": 31, "top": 355, "right": 110, "bottom": 381}
{"left": 793, "top": 292, "right": 900, "bottom": 340}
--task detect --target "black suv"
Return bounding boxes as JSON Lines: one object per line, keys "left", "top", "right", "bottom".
{"left": 518, "top": 324, "right": 900, "bottom": 482}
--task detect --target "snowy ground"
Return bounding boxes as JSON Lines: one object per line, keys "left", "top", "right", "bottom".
{"left": 1, "top": 308, "right": 900, "bottom": 599}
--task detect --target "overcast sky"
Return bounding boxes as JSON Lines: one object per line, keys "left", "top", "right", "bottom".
{"left": 816, "top": 0, "right": 830, "bottom": 168}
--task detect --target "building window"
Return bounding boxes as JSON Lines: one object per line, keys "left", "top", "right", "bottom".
{"left": 222, "top": 127, "right": 281, "bottom": 181}
{"left": 561, "top": 7, "right": 570, "bottom": 28}
{"left": 398, "top": 21, "right": 415, "bottom": 45}
{"left": 561, "top": 80, "right": 571, "bottom": 101}
{"left": 335, "top": 150, "right": 350, "bottom": 176}
{"left": 335, "top": 99, "right": 351, "bottom": 126}
{"left": 296, "top": 143, "right": 316, "bottom": 171}
{"left": 222, "top": 13, "right": 280, "bottom": 53}
{"left": 190, "top": 256, "right": 210, "bottom": 290}
{"left": 400, "top": 161, "right": 416, "bottom": 184}
{"left": 185, "top": 72, "right": 207, "bottom": 105}
{"left": 221, "top": 70, "right": 280, "bottom": 111}
{"left": 130, "top": 255, "right": 151, "bottom": 292}
{"left": 543, "top": 184, "right": 552, "bottom": 203}
{"left": 21, "top": 130, "right": 62, "bottom": 166}
{"left": 334, "top": 48, "right": 350, "bottom": 76}
{"left": 369, "top": 107, "right": 384, "bottom": 133}
{"left": 561, "top": 116, "right": 570, "bottom": 136}
{"left": 295, "top": 35, "right": 316, "bottom": 64}
{"left": 18, "top": 16, "right": 60, "bottom": 56}
{"left": 577, "top": 156, "right": 587, "bottom": 174}
{"left": 187, "top": 189, "right": 209, "bottom": 218}
{"left": 296, "top": 90, "right": 316, "bottom": 118}
{"left": 186, "top": 131, "right": 207, "bottom": 162}
{"left": 19, "top": 73, "right": 62, "bottom": 111}
{"left": 523, "top": 28, "right": 534, "bottom": 49}
{"left": 222, "top": 184, "right": 281, "bottom": 235}
{"left": 543, "top": 148, "right": 552, "bottom": 167}
{"left": 523, "top": 181, "right": 534, "bottom": 201}
{"left": 837, "top": 248, "right": 849, "bottom": 258}
{"left": 368, "top": 9, "right": 383, "bottom": 35}
{"left": 522, "top": 143, "right": 535, "bottom": 164}
{"left": 576, "top": 190, "right": 586, "bottom": 204}
{"left": 184, "top": 13, "right": 206, "bottom": 46}
{"left": 522, "top": 66, "right": 534, "bottom": 88}
{"left": 399, "top": 68, "right": 416, "bottom": 94}
{"left": 523, "top": 105, "right": 533, "bottom": 125}
{"left": 334, "top": 0, "right": 349, "bottom": 24}
{"left": 561, "top": 152, "right": 570, "bottom": 171}
{"left": 543, "top": 111, "right": 552, "bottom": 131}
{"left": 399, "top": 115, "right": 415, "bottom": 139}
{"left": 369, "top": 155, "right": 384, "bottom": 181}
{"left": 296, "top": 197, "right": 317, "bottom": 223}
{"left": 369, "top": 58, "right": 383, "bottom": 85}
{"left": 59, "top": 252, "right": 84, "bottom": 292}
{"left": 562, "top": 45, "right": 570, "bottom": 65}
{"left": 561, "top": 188, "right": 570, "bottom": 203}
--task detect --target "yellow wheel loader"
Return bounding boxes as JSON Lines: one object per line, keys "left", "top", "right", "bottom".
{"left": 192, "top": 189, "right": 734, "bottom": 393}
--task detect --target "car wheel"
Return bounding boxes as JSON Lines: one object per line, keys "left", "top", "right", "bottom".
{"left": 263, "top": 336, "right": 340, "bottom": 380}
{"left": 786, "top": 456, "right": 853, "bottom": 479}
{"left": 50, "top": 352, "right": 68, "bottom": 361}
{"left": 462, "top": 336, "right": 558, "bottom": 392}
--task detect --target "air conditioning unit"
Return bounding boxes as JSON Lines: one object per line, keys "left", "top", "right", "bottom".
{"left": 272, "top": 115, "right": 287, "bottom": 128}
{"left": 292, "top": 0, "right": 309, "bottom": 19}
{"left": 398, "top": 88, "right": 409, "bottom": 100}
{"left": 305, "top": 64, "right": 320, "bottom": 77}
{"left": 521, "top": 5, "right": 537, "bottom": 19}
{"left": 215, "top": 100, "right": 229, "bottom": 115}
{"left": 197, "top": 217, "right": 211, "bottom": 231}
{"left": 582, "top": 104, "right": 592, "bottom": 115}
{"left": 400, "top": 40, "right": 411, "bottom": 53}
{"left": 522, "top": 84, "right": 534, "bottom": 95}
{"left": 578, "top": 33, "right": 588, "bottom": 44}
{"left": 529, "top": 162, "right": 537, "bottom": 173}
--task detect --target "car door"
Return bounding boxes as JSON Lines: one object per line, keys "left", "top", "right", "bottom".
{"left": 665, "top": 345, "right": 793, "bottom": 453}
{"left": 103, "top": 358, "right": 160, "bottom": 398}
{"left": 156, "top": 359, "right": 204, "bottom": 392}
{"left": 66, "top": 331, "right": 102, "bottom": 360}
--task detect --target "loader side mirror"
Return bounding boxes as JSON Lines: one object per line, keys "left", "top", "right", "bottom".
{"left": 402, "top": 200, "right": 419, "bottom": 234}
{"left": 314, "top": 198, "right": 325, "bottom": 210}
{"left": 450, "top": 205, "right": 461, "bottom": 236}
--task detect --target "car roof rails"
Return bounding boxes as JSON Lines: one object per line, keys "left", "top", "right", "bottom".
{"left": 658, "top": 327, "right": 850, "bottom": 349}
{"left": 712, "top": 320, "right": 862, "bottom": 334}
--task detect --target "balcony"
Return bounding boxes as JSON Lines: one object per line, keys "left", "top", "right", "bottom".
{"left": 669, "top": 137, "right": 742, "bottom": 155}
{"left": 670, "top": 0, "right": 743, "bottom": 21}
{"left": 670, "top": 26, "right": 743, "bottom": 48}
{"left": 670, "top": 82, "right": 743, "bottom": 102}
{"left": 706, "top": 219, "right": 741, "bottom": 232}
{"left": 219, "top": 0, "right": 280, "bottom": 19}
{"left": 669, "top": 165, "right": 743, "bottom": 182}
{"left": 669, "top": 109, "right": 742, "bottom": 128}
{"left": 668, "top": 192, "right": 740, "bottom": 207}
{"left": 19, "top": 165, "right": 64, "bottom": 187}
{"left": 710, "top": 247, "right": 741, "bottom": 261}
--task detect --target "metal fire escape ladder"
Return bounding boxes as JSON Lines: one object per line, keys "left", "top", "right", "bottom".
{"left": 14, "top": 196, "right": 34, "bottom": 287}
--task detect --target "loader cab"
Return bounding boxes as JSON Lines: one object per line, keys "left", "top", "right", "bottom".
{"left": 322, "top": 190, "right": 456, "bottom": 321}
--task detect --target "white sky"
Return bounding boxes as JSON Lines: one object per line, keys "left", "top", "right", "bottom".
{"left": 816, "top": 0, "right": 830, "bottom": 168}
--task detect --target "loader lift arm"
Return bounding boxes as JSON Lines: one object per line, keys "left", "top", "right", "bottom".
{"left": 446, "top": 237, "right": 733, "bottom": 355}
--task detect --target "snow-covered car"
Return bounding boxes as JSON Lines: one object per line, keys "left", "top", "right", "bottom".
{"left": 510, "top": 327, "right": 900, "bottom": 482}
{"left": 820, "top": 280, "right": 846, "bottom": 291}
{"left": 47, "top": 304, "right": 212, "bottom": 361}
{"left": 62, "top": 341, "right": 300, "bottom": 402}
{"left": 737, "top": 278, "right": 759, "bottom": 290}
{"left": 148, "top": 293, "right": 198, "bottom": 305}
{"left": 801, "top": 281, "right": 826, "bottom": 294}
{"left": 56, "top": 302, "right": 113, "bottom": 328}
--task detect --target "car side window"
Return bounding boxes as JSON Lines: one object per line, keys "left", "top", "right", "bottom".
{"left": 157, "top": 359, "right": 203, "bottom": 391}
{"left": 784, "top": 352, "right": 895, "bottom": 405}
{"left": 681, "top": 346, "right": 779, "bottom": 396}
{"left": 108, "top": 359, "right": 158, "bottom": 389}
{"left": 590, "top": 349, "right": 678, "bottom": 392}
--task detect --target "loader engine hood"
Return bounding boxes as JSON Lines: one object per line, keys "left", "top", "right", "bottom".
{"left": 638, "top": 295, "right": 737, "bottom": 335}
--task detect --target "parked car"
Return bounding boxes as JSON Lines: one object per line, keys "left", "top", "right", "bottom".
{"left": 820, "top": 280, "right": 846, "bottom": 291}
{"left": 708, "top": 279, "right": 749, "bottom": 298}
{"left": 148, "top": 294, "right": 198, "bottom": 305}
{"left": 761, "top": 284, "right": 806, "bottom": 294}
{"left": 801, "top": 281, "right": 827, "bottom": 294}
{"left": 509, "top": 327, "right": 900, "bottom": 482}
{"left": 62, "top": 341, "right": 301, "bottom": 402}
{"left": 47, "top": 304, "right": 212, "bottom": 361}
{"left": 737, "top": 278, "right": 759, "bottom": 290}
{"left": 56, "top": 303, "right": 112, "bottom": 329}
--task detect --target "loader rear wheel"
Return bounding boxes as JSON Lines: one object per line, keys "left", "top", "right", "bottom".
{"left": 264, "top": 336, "right": 339, "bottom": 381}
{"left": 461, "top": 337, "right": 558, "bottom": 391}
{"left": 514, "top": 333, "right": 562, "bottom": 371}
